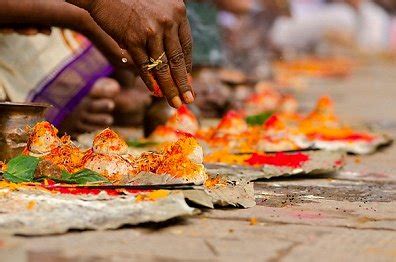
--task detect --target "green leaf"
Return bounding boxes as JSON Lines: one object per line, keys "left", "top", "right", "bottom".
{"left": 3, "top": 172, "right": 29, "bottom": 183}
{"left": 3, "top": 155, "right": 39, "bottom": 183}
{"left": 2, "top": 155, "right": 107, "bottom": 185}
{"left": 58, "top": 169, "right": 108, "bottom": 184}
{"left": 127, "top": 140, "right": 158, "bottom": 148}
{"left": 246, "top": 112, "right": 273, "bottom": 126}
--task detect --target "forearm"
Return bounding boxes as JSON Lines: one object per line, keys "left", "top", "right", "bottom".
{"left": 0, "top": 0, "right": 90, "bottom": 32}
{"left": 0, "top": 0, "right": 131, "bottom": 67}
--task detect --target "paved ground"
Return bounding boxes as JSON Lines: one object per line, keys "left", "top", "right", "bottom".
{"left": 1, "top": 61, "right": 396, "bottom": 261}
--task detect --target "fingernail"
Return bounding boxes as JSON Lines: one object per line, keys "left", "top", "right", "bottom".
{"left": 183, "top": 91, "right": 194, "bottom": 104}
{"left": 171, "top": 97, "right": 182, "bottom": 108}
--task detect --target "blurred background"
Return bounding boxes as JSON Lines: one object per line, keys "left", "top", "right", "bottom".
{"left": 0, "top": 0, "right": 395, "bottom": 137}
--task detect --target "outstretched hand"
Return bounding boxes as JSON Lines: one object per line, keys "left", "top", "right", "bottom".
{"left": 69, "top": 0, "right": 194, "bottom": 108}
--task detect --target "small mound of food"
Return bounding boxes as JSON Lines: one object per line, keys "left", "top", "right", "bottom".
{"left": 3, "top": 122, "right": 207, "bottom": 185}
{"left": 292, "top": 96, "right": 391, "bottom": 154}
{"left": 199, "top": 95, "right": 390, "bottom": 156}
{"left": 243, "top": 84, "right": 298, "bottom": 115}
{"left": 149, "top": 105, "right": 199, "bottom": 143}
{"left": 274, "top": 57, "right": 354, "bottom": 78}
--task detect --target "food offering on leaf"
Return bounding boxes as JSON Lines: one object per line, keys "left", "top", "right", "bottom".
{"left": 256, "top": 115, "right": 301, "bottom": 152}
{"left": 0, "top": 161, "right": 7, "bottom": 173}
{"left": 24, "top": 122, "right": 85, "bottom": 175}
{"left": 200, "top": 96, "right": 390, "bottom": 156}
{"left": 92, "top": 128, "right": 129, "bottom": 155}
{"left": 143, "top": 96, "right": 300, "bottom": 154}
{"left": 215, "top": 111, "right": 249, "bottom": 137}
{"left": 154, "top": 137, "right": 206, "bottom": 184}
{"left": 148, "top": 126, "right": 191, "bottom": 144}
{"left": 25, "top": 121, "right": 63, "bottom": 156}
{"left": 274, "top": 57, "right": 354, "bottom": 79}
{"left": 194, "top": 80, "right": 301, "bottom": 153}
{"left": 200, "top": 111, "right": 255, "bottom": 153}
{"left": 2, "top": 122, "right": 208, "bottom": 186}
{"left": 243, "top": 83, "right": 298, "bottom": 116}
{"left": 166, "top": 105, "right": 199, "bottom": 134}
{"left": 149, "top": 105, "right": 199, "bottom": 143}
{"left": 293, "top": 96, "right": 392, "bottom": 154}
{"left": 0, "top": 183, "right": 195, "bottom": 235}
{"left": 205, "top": 150, "right": 345, "bottom": 181}
{"left": 205, "top": 150, "right": 310, "bottom": 167}
{"left": 198, "top": 111, "right": 305, "bottom": 153}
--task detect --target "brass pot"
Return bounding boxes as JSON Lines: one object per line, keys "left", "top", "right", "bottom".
{"left": 0, "top": 102, "right": 50, "bottom": 161}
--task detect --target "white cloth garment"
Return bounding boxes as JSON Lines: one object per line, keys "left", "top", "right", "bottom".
{"left": 0, "top": 29, "right": 80, "bottom": 102}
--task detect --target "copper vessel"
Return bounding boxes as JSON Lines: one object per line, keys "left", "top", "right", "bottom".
{"left": 0, "top": 102, "right": 50, "bottom": 161}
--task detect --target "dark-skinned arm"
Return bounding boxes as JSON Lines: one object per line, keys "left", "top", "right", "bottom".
{"left": 0, "top": 0, "right": 132, "bottom": 68}
{"left": 68, "top": 0, "right": 194, "bottom": 108}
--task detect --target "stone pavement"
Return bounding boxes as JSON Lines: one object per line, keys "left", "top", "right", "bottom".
{"left": 1, "top": 62, "right": 396, "bottom": 262}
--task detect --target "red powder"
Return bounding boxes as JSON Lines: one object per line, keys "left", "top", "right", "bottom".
{"left": 149, "top": 74, "right": 164, "bottom": 97}
{"left": 50, "top": 187, "right": 121, "bottom": 196}
{"left": 175, "top": 130, "right": 195, "bottom": 138}
{"left": 224, "top": 110, "right": 244, "bottom": 119}
{"left": 33, "top": 181, "right": 148, "bottom": 196}
{"left": 46, "top": 186, "right": 148, "bottom": 196}
{"left": 245, "top": 152, "right": 309, "bottom": 168}
{"left": 247, "top": 93, "right": 263, "bottom": 104}
{"left": 216, "top": 110, "right": 245, "bottom": 129}
{"left": 334, "top": 159, "right": 344, "bottom": 167}
{"left": 177, "top": 105, "right": 188, "bottom": 115}
{"left": 263, "top": 115, "right": 280, "bottom": 129}
{"left": 309, "top": 133, "right": 374, "bottom": 142}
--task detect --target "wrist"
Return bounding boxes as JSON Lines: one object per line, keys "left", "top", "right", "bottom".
{"left": 59, "top": 4, "right": 94, "bottom": 35}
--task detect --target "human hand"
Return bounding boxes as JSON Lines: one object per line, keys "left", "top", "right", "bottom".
{"left": 63, "top": 77, "right": 121, "bottom": 134}
{"left": 69, "top": 0, "right": 194, "bottom": 108}
{"left": 0, "top": 25, "right": 51, "bottom": 36}
{"left": 80, "top": 18, "right": 134, "bottom": 69}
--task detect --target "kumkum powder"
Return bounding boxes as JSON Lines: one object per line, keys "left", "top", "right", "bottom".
{"left": 245, "top": 152, "right": 309, "bottom": 168}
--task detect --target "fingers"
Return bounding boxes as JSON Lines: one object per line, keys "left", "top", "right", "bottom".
{"left": 86, "top": 98, "right": 115, "bottom": 113}
{"left": 179, "top": 18, "right": 193, "bottom": 73}
{"left": 75, "top": 102, "right": 114, "bottom": 133}
{"left": 147, "top": 36, "right": 182, "bottom": 108}
{"left": 74, "top": 77, "right": 119, "bottom": 132}
{"left": 90, "top": 77, "right": 121, "bottom": 98}
{"left": 81, "top": 111, "right": 113, "bottom": 126}
{"left": 129, "top": 47, "right": 156, "bottom": 94}
{"left": 0, "top": 26, "right": 52, "bottom": 36}
{"left": 0, "top": 27, "right": 39, "bottom": 35}
{"left": 0, "top": 28, "right": 14, "bottom": 34}
{"left": 16, "top": 28, "right": 40, "bottom": 35}
{"left": 164, "top": 25, "right": 194, "bottom": 104}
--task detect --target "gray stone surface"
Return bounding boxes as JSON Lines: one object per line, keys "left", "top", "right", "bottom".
{"left": 1, "top": 61, "right": 396, "bottom": 261}
{"left": 0, "top": 190, "right": 194, "bottom": 236}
